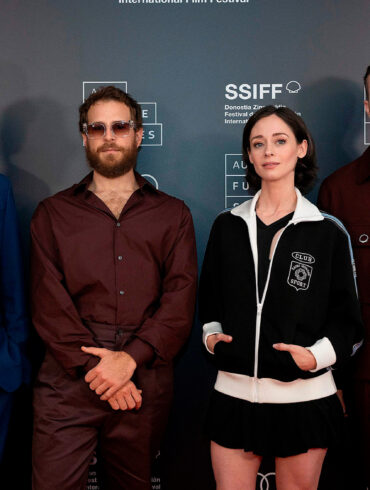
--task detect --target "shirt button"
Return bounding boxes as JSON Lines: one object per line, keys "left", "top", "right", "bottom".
{"left": 119, "top": 290, "right": 125, "bottom": 295}
{"left": 116, "top": 222, "right": 121, "bottom": 227}
{"left": 118, "top": 255, "right": 123, "bottom": 261}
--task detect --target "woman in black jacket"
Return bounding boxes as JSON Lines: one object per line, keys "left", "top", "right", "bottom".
{"left": 199, "top": 106, "right": 363, "bottom": 490}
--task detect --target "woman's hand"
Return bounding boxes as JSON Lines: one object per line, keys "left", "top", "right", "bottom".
{"left": 206, "top": 333, "right": 233, "bottom": 354}
{"left": 273, "top": 343, "right": 317, "bottom": 371}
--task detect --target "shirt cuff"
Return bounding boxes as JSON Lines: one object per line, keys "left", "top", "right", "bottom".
{"left": 306, "top": 337, "right": 337, "bottom": 372}
{"left": 122, "top": 338, "right": 155, "bottom": 367}
{"left": 203, "top": 321, "right": 223, "bottom": 355}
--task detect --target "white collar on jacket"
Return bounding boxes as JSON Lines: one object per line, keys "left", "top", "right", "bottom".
{"left": 230, "top": 188, "right": 323, "bottom": 291}
{"left": 230, "top": 187, "right": 324, "bottom": 225}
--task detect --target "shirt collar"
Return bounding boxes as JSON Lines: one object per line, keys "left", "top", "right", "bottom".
{"left": 73, "top": 171, "right": 159, "bottom": 195}
{"left": 356, "top": 146, "right": 370, "bottom": 184}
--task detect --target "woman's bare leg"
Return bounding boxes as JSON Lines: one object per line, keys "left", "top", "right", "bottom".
{"left": 211, "top": 441, "right": 263, "bottom": 490}
{"left": 275, "top": 448, "right": 327, "bottom": 490}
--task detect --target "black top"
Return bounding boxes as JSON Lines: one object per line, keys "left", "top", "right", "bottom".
{"left": 256, "top": 212, "right": 294, "bottom": 300}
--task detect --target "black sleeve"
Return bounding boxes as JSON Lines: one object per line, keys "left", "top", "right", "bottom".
{"left": 325, "top": 227, "right": 364, "bottom": 366}
{"left": 199, "top": 215, "right": 223, "bottom": 326}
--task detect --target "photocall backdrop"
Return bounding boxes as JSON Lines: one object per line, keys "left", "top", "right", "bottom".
{"left": 0, "top": 1, "right": 369, "bottom": 489}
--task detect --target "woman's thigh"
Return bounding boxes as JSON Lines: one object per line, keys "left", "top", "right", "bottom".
{"left": 211, "top": 440, "right": 262, "bottom": 490}
{"left": 275, "top": 448, "right": 327, "bottom": 490}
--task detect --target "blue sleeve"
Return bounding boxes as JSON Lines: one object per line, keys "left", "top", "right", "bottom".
{"left": 0, "top": 178, "right": 29, "bottom": 392}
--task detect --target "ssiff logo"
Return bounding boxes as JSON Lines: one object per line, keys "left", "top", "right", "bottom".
{"left": 287, "top": 252, "right": 315, "bottom": 292}
{"left": 225, "top": 81, "right": 302, "bottom": 100}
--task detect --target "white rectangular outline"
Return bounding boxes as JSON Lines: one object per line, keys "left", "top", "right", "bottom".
{"left": 82, "top": 81, "right": 128, "bottom": 101}
{"left": 81, "top": 84, "right": 163, "bottom": 147}
{"left": 141, "top": 123, "right": 163, "bottom": 147}
{"left": 139, "top": 102, "right": 157, "bottom": 123}
{"left": 364, "top": 88, "right": 369, "bottom": 145}
{"left": 225, "top": 153, "right": 251, "bottom": 208}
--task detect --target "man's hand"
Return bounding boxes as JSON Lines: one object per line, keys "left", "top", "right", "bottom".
{"left": 273, "top": 343, "right": 317, "bottom": 371}
{"left": 81, "top": 346, "right": 137, "bottom": 400}
{"left": 206, "top": 333, "right": 233, "bottom": 354}
{"left": 107, "top": 381, "right": 143, "bottom": 411}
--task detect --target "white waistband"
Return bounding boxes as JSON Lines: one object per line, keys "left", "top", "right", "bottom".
{"left": 214, "top": 370, "right": 337, "bottom": 404}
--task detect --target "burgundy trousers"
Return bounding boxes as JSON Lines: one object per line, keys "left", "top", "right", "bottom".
{"left": 32, "top": 323, "right": 173, "bottom": 490}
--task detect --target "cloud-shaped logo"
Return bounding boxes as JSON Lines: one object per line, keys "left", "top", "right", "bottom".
{"left": 257, "top": 472, "right": 276, "bottom": 490}
{"left": 142, "top": 174, "right": 159, "bottom": 189}
{"left": 286, "top": 81, "right": 301, "bottom": 93}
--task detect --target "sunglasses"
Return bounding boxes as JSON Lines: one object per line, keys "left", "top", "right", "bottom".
{"left": 82, "top": 120, "right": 137, "bottom": 139}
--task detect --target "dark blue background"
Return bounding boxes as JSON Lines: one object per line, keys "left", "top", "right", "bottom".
{"left": 0, "top": 1, "right": 368, "bottom": 488}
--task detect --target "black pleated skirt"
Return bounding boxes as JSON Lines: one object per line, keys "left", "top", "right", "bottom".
{"left": 206, "top": 389, "right": 344, "bottom": 457}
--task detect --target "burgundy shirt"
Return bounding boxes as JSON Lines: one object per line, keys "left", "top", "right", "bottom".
{"left": 31, "top": 172, "right": 197, "bottom": 378}
{"left": 318, "top": 147, "right": 370, "bottom": 379}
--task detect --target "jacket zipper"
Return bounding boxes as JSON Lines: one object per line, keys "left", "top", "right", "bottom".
{"left": 252, "top": 222, "right": 292, "bottom": 401}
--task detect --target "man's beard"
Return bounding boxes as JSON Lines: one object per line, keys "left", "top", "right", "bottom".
{"left": 85, "top": 142, "right": 138, "bottom": 178}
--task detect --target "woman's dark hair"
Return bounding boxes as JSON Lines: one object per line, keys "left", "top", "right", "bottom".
{"left": 242, "top": 105, "right": 318, "bottom": 194}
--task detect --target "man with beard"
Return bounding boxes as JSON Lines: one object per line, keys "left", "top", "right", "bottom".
{"left": 31, "top": 86, "right": 197, "bottom": 490}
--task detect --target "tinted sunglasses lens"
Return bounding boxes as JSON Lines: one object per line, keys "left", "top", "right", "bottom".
{"left": 112, "top": 122, "right": 131, "bottom": 137}
{"left": 87, "top": 123, "right": 105, "bottom": 139}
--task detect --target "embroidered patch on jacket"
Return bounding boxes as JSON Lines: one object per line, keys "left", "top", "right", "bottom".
{"left": 287, "top": 252, "right": 315, "bottom": 291}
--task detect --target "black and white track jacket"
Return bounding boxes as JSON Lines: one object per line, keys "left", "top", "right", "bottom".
{"left": 199, "top": 189, "right": 363, "bottom": 404}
